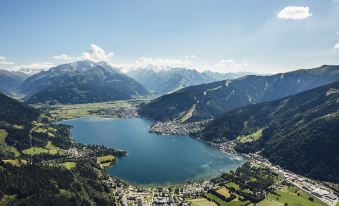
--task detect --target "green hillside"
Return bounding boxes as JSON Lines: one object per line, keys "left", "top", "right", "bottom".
{"left": 199, "top": 81, "right": 339, "bottom": 182}
{"left": 0, "top": 92, "right": 124, "bottom": 205}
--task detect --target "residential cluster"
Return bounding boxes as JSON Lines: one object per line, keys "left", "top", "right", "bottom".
{"left": 150, "top": 120, "right": 209, "bottom": 135}
{"left": 248, "top": 153, "right": 338, "bottom": 206}
{"left": 99, "top": 106, "right": 139, "bottom": 118}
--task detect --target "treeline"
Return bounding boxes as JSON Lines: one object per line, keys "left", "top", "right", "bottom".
{"left": 0, "top": 160, "right": 116, "bottom": 206}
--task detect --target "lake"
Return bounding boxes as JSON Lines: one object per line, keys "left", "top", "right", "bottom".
{"left": 61, "top": 117, "right": 244, "bottom": 186}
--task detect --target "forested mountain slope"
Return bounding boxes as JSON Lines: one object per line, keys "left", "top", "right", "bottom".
{"left": 198, "top": 81, "right": 339, "bottom": 182}
{"left": 0, "top": 92, "right": 123, "bottom": 205}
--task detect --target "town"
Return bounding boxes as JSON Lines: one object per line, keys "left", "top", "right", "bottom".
{"left": 150, "top": 120, "right": 209, "bottom": 136}
{"left": 248, "top": 153, "right": 338, "bottom": 206}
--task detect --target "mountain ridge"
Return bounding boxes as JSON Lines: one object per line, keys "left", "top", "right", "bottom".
{"left": 19, "top": 60, "right": 149, "bottom": 104}
{"left": 139, "top": 65, "right": 339, "bottom": 122}
{"left": 0, "top": 70, "right": 28, "bottom": 95}
{"left": 127, "top": 66, "right": 254, "bottom": 94}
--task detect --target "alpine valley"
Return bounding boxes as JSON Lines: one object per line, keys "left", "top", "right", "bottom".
{"left": 1, "top": 59, "right": 338, "bottom": 206}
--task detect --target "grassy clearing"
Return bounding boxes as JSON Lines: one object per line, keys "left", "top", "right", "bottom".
{"left": 206, "top": 193, "right": 249, "bottom": 206}
{"left": 178, "top": 104, "right": 196, "bottom": 123}
{"left": 236, "top": 129, "right": 263, "bottom": 143}
{"left": 225, "top": 182, "right": 240, "bottom": 190}
{"left": 0, "top": 129, "right": 20, "bottom": 157}
{"left": 0, "top": 195, "right": 16, "bottom": 206}
{"left": 189, "top": 198, "right": 217, "bottom": 206}
{"left": 59, "top": 189, "right": 74, "bottom": 198}
{"left": 22, "top": 147, "right": 48, "bottom": 155}
{"left": 12, "top": 124, "right": 24, "bottom": 130}
{"left": 97, "top": 155, "right": 116, "bottom": 163}
{"left": 62, "top": 162, "right": 77, "bottom": 170}
{"left": 216, "top": 187, "right": 231, "bottom": 198}
{"left": 2, "top": 159, "right": 27, "bottom": 166}
{"left": 45, "top": 141, "right": 61, "bottom": 154}
{"left": 32, "top": 125, "right": 57, "bottom": 138}
{"left": 21, "top": 141, "right": 61, "bottom": 156}
{"left": 97, "top": 155, "right": 116, "bottom": 168}
{"left": 255, "top": 199, "right": 284, "bottom": 206}
{"left": 267, "top": 188, "right": 325, "bottom": 206}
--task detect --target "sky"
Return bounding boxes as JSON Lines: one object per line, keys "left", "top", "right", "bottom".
{"left": 0, "top": 0, "right": 339, "bottom": 74}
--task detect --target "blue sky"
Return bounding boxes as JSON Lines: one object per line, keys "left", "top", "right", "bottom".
{"left": 0, "top": 0, "right": 339, "bottom": 73}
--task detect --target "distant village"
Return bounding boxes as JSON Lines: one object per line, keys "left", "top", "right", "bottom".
{"left": 248, "top": 153, "right": 338, "bottom": 206}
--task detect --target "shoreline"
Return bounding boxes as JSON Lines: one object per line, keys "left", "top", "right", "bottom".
{"left": 60, "top": 115, "right": 245, "bottom": 188}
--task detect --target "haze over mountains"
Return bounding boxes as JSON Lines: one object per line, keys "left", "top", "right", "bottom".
{"left": 139, "top": 65, "right": 339, "bottom": 122}
{"left": 127, "top": 66, "right": 253, "bottom": 94}
{"left": 199, "top": 80, "right": 339, "bottom": 182}
{"left": 0, "top": 70, "right": 28, "bottom": 95}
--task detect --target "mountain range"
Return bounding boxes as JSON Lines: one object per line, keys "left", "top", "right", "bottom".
{"left": 0, "top": 70, "right": 28, "bottom": 96}
{"left": 127, "top": 66, "right": 253, "bottom": 94}
{"left": 198, "top": 80, "right": 339, "bottom": 182}
{"left": 138, "top": 65, "right": 339, "bottom": 123}
{"left": 19, "top": 60, "right": 149, "bottom": 104}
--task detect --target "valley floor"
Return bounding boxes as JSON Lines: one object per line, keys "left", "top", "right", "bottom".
{"left": 32, "top": 99, "right": 149, "bottom": 121}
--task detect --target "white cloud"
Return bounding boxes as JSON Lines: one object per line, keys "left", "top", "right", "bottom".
{"left": 9, "top": 62, "right": 55, "bottom": 74}
{"left": 83, "top": 44, "right": 114, "bottom": 62}
{"left": 0, "top": 56, "right": 15, "bottom": 65}
{"left": 335, "top": 43, "right": 339, "bottom": 49}
{"left": 53, "top": 54, "right": 76, "bottom": 61}
{"left": 199, "top": 59, "right": 250, "bottom": 73}
{"left": 115, "top": 57, "right": 193, "bottom": 72}
{"left": 17, "top": 62, "right": 55, "bottom": 70}
{"left": 184, "top": 54, "right": 196, "bottom": 59}
{"left": 53, "top": 44, "right": 114, "bottom": 62}
{"left": 277, "top": 6, "right": 312, "bottom": 20}
{"left": 337, "top": 31, "right": 339, "bottom": 35}
{"left": 136, "top": 57, "right": 191, "bottom": 68}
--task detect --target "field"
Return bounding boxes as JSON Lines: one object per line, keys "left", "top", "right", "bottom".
{"left": 21, "top": 141, "right": 61, "bottom": 156}
{"left": 97, "top": 155, "right": 116, "bottom": 168}
{"left": 97, "top": 155, "right": 116, "bottom": 163}
{"left": 45, "top": 141, "right": 61, "bottom": 154}
{"left": 41, "top": 99, "right": 147, "bottom": 120}
{"left": 62, "top": 162, "right": 77, "bottom": 170}
{"left": 206, "top": 193, "right": 250, "bottom": 206}
{"left": 189, "top": 198, "right": 217, "bottom": 206}
{"left": 265, "top": 186, "right": 325, "bottom": 206}
{"left": 225, "top": 182, "right": 240, "bottom": 190}
{"left": 0, "top": 129, "right": 20, "bottom": 157}
{"left": 216, "top": 187, "right": 230, "bottom": 198}
{"left": 2, "top": 159, "right": 27, "bottom": 166}
{"left": 236, "top": 129, "right": 263, "bottom": 143}
{"left": 254, "top": 199, "right": 284, "bottom": 206}
{"left": 22, "top": 147, "right": 48, "bottom": 155}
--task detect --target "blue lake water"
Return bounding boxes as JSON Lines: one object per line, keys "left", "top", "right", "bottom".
{"left": 61, "top": 117, "right": 244, "bottom": 186}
